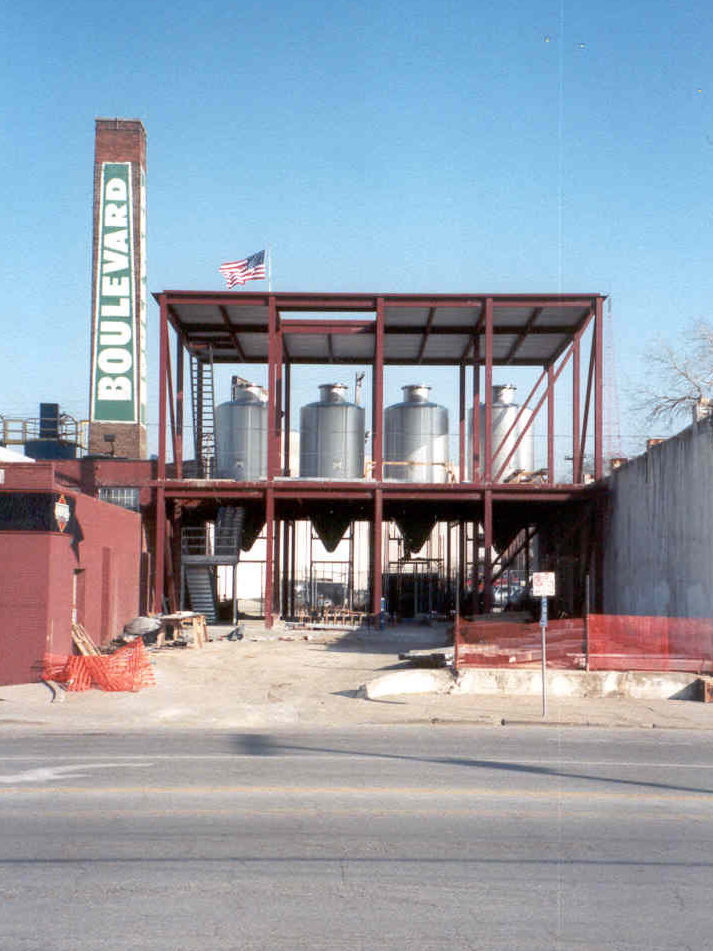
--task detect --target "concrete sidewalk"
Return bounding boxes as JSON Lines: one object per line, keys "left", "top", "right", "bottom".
{"left": 1, "top": 620, "right": 713, "bottom": 733}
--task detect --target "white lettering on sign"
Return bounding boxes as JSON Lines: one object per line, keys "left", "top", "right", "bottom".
{"left": 97, "top": 378, "right": 131, "bottom": 400}
{"left": 91, "top": 163, "right": 137, "bottom": 421}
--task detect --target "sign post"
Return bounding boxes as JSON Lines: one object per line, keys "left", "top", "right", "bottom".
{"left": 531, "top": 572, "right": 556, "bottom": 718}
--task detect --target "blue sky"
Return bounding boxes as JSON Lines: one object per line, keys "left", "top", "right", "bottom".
{"left": 2, "top": 0, "right": 711, "bottom": 462}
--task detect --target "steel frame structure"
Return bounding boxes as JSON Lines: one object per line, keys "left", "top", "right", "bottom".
{"left": 153, "top": 291, "right": 606, "bottom": 626}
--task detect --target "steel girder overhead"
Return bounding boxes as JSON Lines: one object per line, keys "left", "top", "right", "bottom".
{"left": 152, "top": 291, "right": 606, "bottom": 627}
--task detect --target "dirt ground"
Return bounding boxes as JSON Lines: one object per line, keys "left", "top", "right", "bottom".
{"left": 2, "top": 620, "right": 713, "bottom": 732}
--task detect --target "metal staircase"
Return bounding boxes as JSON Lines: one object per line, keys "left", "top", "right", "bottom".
{"left": 180, "top": 507, "right": 245, "bottom": 622}
{"left": 190, "top": 351, "right": 216, "bottom": 478}
{"left": 184, "top": 565, "right": 218, "bottom": 621}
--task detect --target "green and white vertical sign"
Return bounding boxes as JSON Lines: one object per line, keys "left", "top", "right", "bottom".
{"left": 91, "top": 162, "right": 139, "bottom": 422}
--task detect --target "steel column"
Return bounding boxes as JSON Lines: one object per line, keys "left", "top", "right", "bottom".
{"left": 594, "top": 299, "right": 604, "bottom": 480}
{"left": 371, "top": 488, "right": 383, "bottom": 618}
{"left": 284, "top": 361, "right": 291, "bottom": 475}
{"left": 175, "top": 333, "right": 184, "bottom": 478}
{"left": 153, "top": 296, "right": 169, "bottom": 612}
{"left": 458, "top": 363, "right": 466, "bottom": 482}
{"left": 273, "top": 515, "right": 281, "bottom": 617}
{"left": 264, "top": 487, "right": 274, "bottom": 628}
{"left": 484, "top": 298, "right": 493, "bottom": 482}
{"left": 267, "top": 296, "right": 281, "bottom": 480}
{"left": 472, "top": 336, "right": 481, "bottom": 482}
{"left": 373, "top": 298, "right": 385, "bottom": 480}
{"left": 547, "top": 363, "right": 555, "bottom": 483}
{"left": 572, "top": 330, "right": 581, "bottom": 484}
{"left": 483, "top": 488, "right": 493, "bottom": 613}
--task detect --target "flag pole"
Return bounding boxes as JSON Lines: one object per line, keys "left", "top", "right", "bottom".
{"left": 267, "top": 245, "right": 272, "bottom": 291}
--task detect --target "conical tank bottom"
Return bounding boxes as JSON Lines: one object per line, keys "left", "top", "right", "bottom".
{"left": 311, "top": 511, "right": 351, "bottom": 553}
{"left": 395, "top": 514, "right": 436, "bottom": 556}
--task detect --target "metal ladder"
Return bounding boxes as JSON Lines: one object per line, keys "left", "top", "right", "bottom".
{"left": 190, "top": 350, "right": 216, "bottom": 478}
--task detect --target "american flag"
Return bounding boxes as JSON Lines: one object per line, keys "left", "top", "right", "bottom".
{"left": 219, "top": 250, "right": 267, "bottom": 288}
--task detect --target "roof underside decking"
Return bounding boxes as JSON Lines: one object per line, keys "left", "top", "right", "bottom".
{"left": 156, "top": 292, "right": 602, "bottom": 367}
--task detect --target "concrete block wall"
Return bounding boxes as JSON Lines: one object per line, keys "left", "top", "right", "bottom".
{"left": 603, "top": 418, "right": 713, "bottom": 618}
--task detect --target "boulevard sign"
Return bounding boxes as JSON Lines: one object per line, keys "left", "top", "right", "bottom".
{"left": 91, "top": 162, "right": 138, "bottom": 422}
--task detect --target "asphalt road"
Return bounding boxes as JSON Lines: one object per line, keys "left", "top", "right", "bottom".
{"left": 1, "top": 726, "right": 712, "bottom": 951}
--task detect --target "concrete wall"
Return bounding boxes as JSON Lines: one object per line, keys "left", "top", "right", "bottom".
{"left": 603, "top": 418, "right": 713, "bottom": 617}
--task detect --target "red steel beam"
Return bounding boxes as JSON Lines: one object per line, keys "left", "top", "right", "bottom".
{"left": 154, "top": 295, "right": 169, "bottom": 612}
{"left": 264, "top": 487, "right": 274, "bottom": 628}
{"left": 594, "top": 297, "right": 604, "bottom": 480}
{"left": 492, "top": 365, "right": 547, "bottom": 475}
{"left": 218, "top": 305, "right": 247, "bottom": 361}
{"left": 459, "top": 363, "right": 466, "bottom": 482}
{"left": 284, "top": 361, "right": 291, "bottom": 476}
{"left": 484, "top": 298, "right": 493, "bottom": 482}
{"left": 175, "top": 333, "right": 184, "bottom": 479}
{"left": 578, "top": 333, "right": 596, "bottom": 482}
{"left": 165, "top": 341, "right": 178, "bottom": 469}
{"left": 267, "top": 296, "right": 281, "bottom": 480}
{"left": 282, "top": 319, "right": 374, "bottom": 335}
{"left": 372, "top": 297, "right": 385, "bottom": 481}
{"left": 572, "top": 328, "right": 582, "bottom": 484}
{"left": 495, "top": 344, "right": 575, "bottom": 482}
{"left": 416, "top": 307, "right": 436, "bottom": 364}
{"left": 472, "top": 336, "right": 481, "bottom": 482}
{"left": 547, "top": 363, "right": 555, "bottom": 484}
{"left": 483, "top": 488, "right": 493, "bottom": 612}
{"left": 504, "top": 307, "right": 543, "bottom": 364}
{"left": 371, "top": 488, "right": 383, "bottom": 618}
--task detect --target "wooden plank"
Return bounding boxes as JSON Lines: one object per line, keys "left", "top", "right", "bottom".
{"left": 71, "top": 622, "right": 101, "bottom": 656}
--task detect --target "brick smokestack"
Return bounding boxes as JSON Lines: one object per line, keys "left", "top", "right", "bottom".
{"left": 88, "top": 118, "right": 147, "bottom": 458}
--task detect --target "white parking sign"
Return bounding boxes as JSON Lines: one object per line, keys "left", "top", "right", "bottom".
{"left": 532, "top": 572, "right": 556, "bottom": 598}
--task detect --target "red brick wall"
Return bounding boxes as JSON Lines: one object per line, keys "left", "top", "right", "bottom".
{"left": 0, "top": 491, "right": 142, "bottom": 686}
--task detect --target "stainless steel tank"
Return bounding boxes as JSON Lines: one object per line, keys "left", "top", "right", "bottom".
{"left": 384, "top": 384, "right": 449, "bottom": 483}
{"left": 299, "top": 383, "right": 365, "bottom": 479}
{"left": 468, "top": 384, "right": 534, "bottom": 480}
{"left": 215, "top": 380, "right": 268, "bottom": 480}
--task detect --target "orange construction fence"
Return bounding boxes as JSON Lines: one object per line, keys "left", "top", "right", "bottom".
{"left": 42, "top": 638, "right": 156, "bottom": 692}
{"left": 454, "top": 614, "right": 713, "bottom": 673}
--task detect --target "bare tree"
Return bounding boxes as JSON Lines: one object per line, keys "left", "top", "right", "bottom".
{"left": 641, "top": 319, "right": 713, "bottom": 422}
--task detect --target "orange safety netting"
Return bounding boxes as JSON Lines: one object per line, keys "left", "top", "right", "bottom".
{"left": 454, "top": 614, "right": 713, "bottom": 673}
{"left": 42, "top": 638, "right": 156, "bottom": 692}
{"left": 454, "top": 618, "right": 586, "bottom": 669}
{"left": 587, "top": 614, "right": 713, "bottom": 673}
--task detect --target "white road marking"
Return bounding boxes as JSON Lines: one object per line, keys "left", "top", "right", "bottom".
{"left": 0, "top": 763, "right": 153, "bottom": 785}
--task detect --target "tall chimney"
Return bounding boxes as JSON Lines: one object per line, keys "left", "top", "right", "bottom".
{"left": 88, "top": 118, "right": 147, "bottom": 458}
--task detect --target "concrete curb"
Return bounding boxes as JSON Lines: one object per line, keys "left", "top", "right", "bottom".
{"left": 361, "top": 666, "right": 703, "bottom": 701}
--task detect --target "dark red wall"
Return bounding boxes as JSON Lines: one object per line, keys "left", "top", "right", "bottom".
{"left": 0, "top": 477, "right": 142, "bottom": 686}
